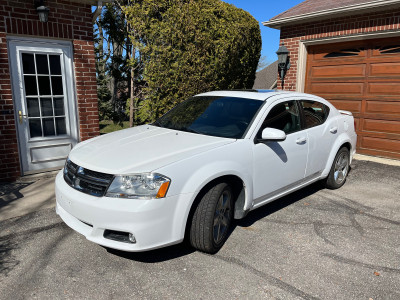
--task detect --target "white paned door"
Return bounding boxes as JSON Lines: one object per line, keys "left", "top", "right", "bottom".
{"left": 9, "top": 38, "right": 79, "bottom": 174}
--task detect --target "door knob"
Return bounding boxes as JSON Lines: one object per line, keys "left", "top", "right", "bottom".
{"left": 18, "top": 110, "right": 27, "bottom": 124}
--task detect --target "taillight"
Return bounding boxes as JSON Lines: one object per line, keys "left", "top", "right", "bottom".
{"left": 354, "top": 120, "right": 356, "bottom": 131}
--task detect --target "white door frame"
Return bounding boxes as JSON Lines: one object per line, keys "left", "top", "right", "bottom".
{"left": 8, "top": 36, "right": 79, "bottom": 175}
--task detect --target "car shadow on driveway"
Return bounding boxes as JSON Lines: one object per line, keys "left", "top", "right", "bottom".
{"left": 106, "top": 182, "right": 324, "bottom": 263}
{"left": 235, "top": 181, "right": 323, "bottom": 228}
{"left": 105, "top": 243, "right": 196, "bottom": 263}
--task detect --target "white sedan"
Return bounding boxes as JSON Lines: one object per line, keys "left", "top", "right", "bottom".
{"left": 55, "top": 90, "right": 357, "bottom": 253}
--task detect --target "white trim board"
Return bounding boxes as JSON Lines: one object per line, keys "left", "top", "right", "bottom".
{"left": 264, "top": 0, "right": 400, "bottom": 29}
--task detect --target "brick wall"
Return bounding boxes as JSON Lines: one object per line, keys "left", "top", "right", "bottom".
{"left": 0, "top": 0, "right": 99, "bottom": 181}
{"left": 278, "top": 9, "right": 400, "bottom": 91}
{"left": 73, "top": 40, "right": 99, "bottom": 140}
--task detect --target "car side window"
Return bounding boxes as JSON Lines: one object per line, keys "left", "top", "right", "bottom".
{"left": 257, "top": 101, "right": 301, "bottom": 138}
{"left": 300, "top": 100, "right": 330, "bottom": 129}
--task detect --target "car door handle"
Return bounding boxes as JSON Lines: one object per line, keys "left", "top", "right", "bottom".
{"left": 296, "top": 137, "right": 307, "bottom": 144}
{"left": 330, "top": 127, "right": 338, "bottom": 134}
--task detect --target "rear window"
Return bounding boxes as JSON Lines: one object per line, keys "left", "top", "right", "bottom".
{"left": 300, "top": 100, "right": 330, "bottom": 129}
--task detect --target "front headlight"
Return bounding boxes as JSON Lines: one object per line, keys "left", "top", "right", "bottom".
{"left": 105, "top": 173, "right": 170, "bottom": 199}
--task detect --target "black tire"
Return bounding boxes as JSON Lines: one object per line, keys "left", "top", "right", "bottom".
{"left": 323, "top": 147, "right": 350, "bottom": 189}
{"left": 189, "top": 182, "right": 233, "bottom": 254}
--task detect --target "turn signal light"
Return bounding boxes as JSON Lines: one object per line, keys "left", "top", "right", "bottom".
{"left": 156, "top": 182, "right": 170, "bottom": 198}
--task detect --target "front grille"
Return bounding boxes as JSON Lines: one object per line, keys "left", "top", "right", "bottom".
{"left": 64, "top": 159, "right": 114, "bottom": 197}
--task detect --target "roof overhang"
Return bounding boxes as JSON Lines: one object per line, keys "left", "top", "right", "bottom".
{"left": 263, "top": 0, "right": 400, "bottom": 29}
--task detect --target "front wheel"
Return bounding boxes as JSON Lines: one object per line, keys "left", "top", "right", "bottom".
{"left": 189, "top": 182, "right": 233, "bottom": 254}
{"left": 323, "top": 147, "right": 350, "bottom": 189}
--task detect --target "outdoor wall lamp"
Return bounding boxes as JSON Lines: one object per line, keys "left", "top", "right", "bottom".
{"left": 276, "top": 43, "right": 291, "bottom": 89}
{"left": 35, "top": 0, "right": 50, "bottom": 23}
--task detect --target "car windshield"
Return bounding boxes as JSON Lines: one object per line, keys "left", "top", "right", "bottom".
{"left": 153, "top": 96, "right": 263, "bottom": 139}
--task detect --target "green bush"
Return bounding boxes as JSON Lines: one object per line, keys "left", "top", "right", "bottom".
{"left": 123, "top": 0, "right": 261, "bottom": 123}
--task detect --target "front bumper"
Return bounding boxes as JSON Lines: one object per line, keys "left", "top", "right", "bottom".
{"left": 55, "top": 171, "right": 193, "bottom": 252}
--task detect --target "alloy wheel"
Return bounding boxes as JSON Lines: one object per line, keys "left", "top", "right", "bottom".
{"left": 213, "top": 190, "right": 232, "bottom": 244}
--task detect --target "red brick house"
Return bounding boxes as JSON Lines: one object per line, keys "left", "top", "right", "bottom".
{"left": 0, "top": 0, "right": 108, "bottom": 181}
{"left": 264, "top": 0, "right": 400, "bottom": 159}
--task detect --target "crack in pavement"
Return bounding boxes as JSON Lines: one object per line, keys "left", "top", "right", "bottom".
{"left": 212, "top": 254, "right": 321, "bottom": 300}
{"left": 320, "top": 191, "right": 374, "bottom": 212}
{"left": 349, "top": 214, "right": 365, "bottom": 236}
{"left": 260, "top": 219, "right": 390, "bottom": 231}
{"left": 318, "top": 195, "right": 400, "bottom": 226}
{"left": 322, "top": 253, "right": 400, "bottom": 274}
{"left": 313, "top": 221, "right": 335, "bottom": 246}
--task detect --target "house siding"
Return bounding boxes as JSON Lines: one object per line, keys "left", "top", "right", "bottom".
{"left": 0, "top": 0, "right": 99, "bottom": 181}
{"left": 279, "top": 9, "right": 400, "bottom": 91}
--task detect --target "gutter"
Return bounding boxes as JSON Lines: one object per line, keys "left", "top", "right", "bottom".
{"left": 263, "top": 0, "right": 400, "bottom": 29}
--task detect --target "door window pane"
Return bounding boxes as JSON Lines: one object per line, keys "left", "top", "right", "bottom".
{"left": 259, "top": 101, "right": 301, "bottom": 136}
{"left": 27, "top": 98, "right": 40, "bottom": 117}
{"left": 43, "top": 118, "right": 55, "bottom": 136}
{"left": 24, "top": 76, "right": 38, "bottom": 96}
{"left": 38, "top": 76, "right": 51, "bottom": 95}
{"left": 22, "top": 53, "right": 35, "bottom": 74}
{"left": 29, "top": 119, "right": 42, "bottom": 138}
{"left": 54, "top": 97, "right": 65, "bottom": 116}
{"left": 300, "top": 100, "right": 330, "bottom": 129}
{"left": 41, "top": 98, "right": 53, "bottom": 116}
{"left": 22, "top": 52, "right": 68, "bottom": 139}
{"left": 36, "top": 54, "right": 49, "bottom": 74}
{"left": 51, "top": 77, "right": 63, "bottom": 95}
{"left": 55, "top": 117, "right": 66, "bottom": 135}
{"left": 49, "top": 55, "right": 62, "bottom": 75}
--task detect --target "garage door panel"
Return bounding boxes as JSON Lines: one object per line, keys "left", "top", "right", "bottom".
{"left": 306, "top": 40, "right": 400, "bottom": 159}
{"left": 368, "top": 83, "right": 400, "bottom": 95}
{"left": 309, "top": 83, "right": 364, "bottom": 95}
{"left": 370, "top": 63, "right": 400, "bottom": 77}
{"left": 363, "top": 119, "right": 400, "bottom": 134}
{"left": 361, "top": 136, "right": 400, "bottom": 153}
{"left": 311, "top": 64, "right": 366, "bottom": 78}
{"left": 329, "top": 100, "right": 362, "bottom": 114}
{"left": 365, "top": 101, "right": 400, "bottom": 115}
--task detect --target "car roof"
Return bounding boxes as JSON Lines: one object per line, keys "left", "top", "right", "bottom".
{"left": 195, "top": 90, "right": 320, "bottom": 101}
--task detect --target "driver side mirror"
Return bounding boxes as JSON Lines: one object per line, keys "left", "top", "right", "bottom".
{"left": 258, "top": 128, "right": 286, "bottom": 142}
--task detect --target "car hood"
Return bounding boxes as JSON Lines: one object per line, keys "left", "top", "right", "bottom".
{"left": 69, "top": 125, "right": 235, "bottom": 174}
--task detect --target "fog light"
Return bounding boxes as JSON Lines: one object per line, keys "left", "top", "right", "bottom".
{"left": 129, "top": 233, "right": 136, "bottom": 243}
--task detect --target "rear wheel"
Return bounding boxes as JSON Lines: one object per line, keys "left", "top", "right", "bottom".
{"left": 324, "top": 147, "right": 350, "bottom": 189}
{"left": 189, "top": 182, "right": 233, "bottom": 254}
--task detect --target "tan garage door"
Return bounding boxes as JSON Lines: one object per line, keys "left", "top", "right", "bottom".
{"left": 305, "top": 38, "right": 400, "bottom": 159}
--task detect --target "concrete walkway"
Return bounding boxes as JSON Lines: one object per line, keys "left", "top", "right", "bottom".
{"left": 0, "top": 170, "right": 59, "bottom": 222}
{"left": 0, "top": 154, "right": 399, "bottom": 222}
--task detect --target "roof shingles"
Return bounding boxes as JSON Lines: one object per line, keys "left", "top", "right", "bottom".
{"left": 271, "top": 0, "right": 387, "bottom": 20}
{"left": 252, "top": 61, "right": 278, "bottom": 90}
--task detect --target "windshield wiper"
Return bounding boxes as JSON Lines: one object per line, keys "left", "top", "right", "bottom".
{"left": 152, "top": 120, "right": 163, "bottom": 128}
{"left": 180, "top": 127, "right": 201, "bottom": 134}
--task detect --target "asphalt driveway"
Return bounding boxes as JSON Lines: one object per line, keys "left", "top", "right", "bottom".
{"left": 1, "top": 159, "right": 399, "bottom": 300}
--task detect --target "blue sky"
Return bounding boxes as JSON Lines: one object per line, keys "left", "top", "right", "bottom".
{"left": 223, "top": 0, "right": 305, "bottom": 62}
